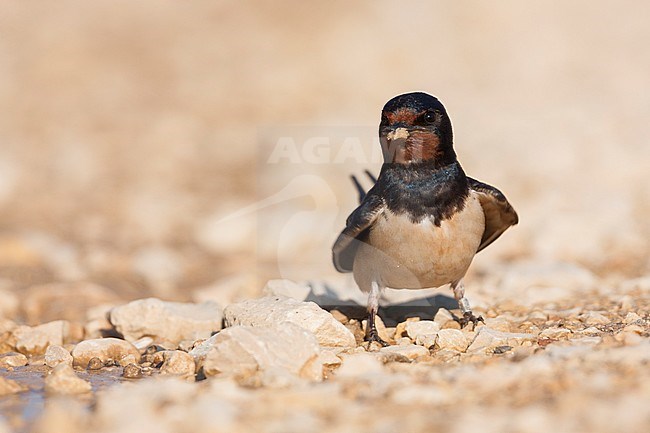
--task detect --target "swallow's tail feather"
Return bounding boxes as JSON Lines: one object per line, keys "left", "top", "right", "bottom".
{"left": 350, "top": 170, "right": 378, "bottom": 204}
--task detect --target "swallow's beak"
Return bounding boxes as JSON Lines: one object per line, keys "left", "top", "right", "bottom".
{"left": 381, "top": 126, "right": 412, "bottom": 164}
{"left": 386, "top": 127, "right": 410, "bottom": 142}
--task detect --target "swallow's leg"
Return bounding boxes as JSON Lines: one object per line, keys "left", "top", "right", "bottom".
{"left": 451, "top": 279, "right": 484, "bottom": 329}
{"left": 366, "top": 281, "right": 389, "bottom": 346}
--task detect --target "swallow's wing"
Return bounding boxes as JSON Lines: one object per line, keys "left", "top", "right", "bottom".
{"left": 332, "top": 192, "right": 385, "bottom": 273}
{"left": 468, "top": 177, "right": 518, "bottom": 252}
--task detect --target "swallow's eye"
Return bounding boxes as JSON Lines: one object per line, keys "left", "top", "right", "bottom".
{"left": 423, "top": 111, "right": 437, "bottom": 125}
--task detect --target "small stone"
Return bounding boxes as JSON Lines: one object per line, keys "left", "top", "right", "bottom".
{"left": 44, "top": 364, "right": 91, "bottom": 394}
{"left": 467, "top": 327, "right": 536, "bottom": 353}
{"left": 441, "top": 320, "right": 461, "bottom": 330}
{"left": 377, "top": 350, "right": 409, "bottom": 363}
{"left": 144, "top": 344, "right": 167, "bottom": 355}
{"left": 482, "top": 318, "right": 511, "bottom": 332}
{"left": 223, "top": 295, "right": 356, "bottom": 347}
{"left": 539, "top": 327, "right": 572, "bottom": 339}
{"left": 346, "top": 320, "right": 365, "bottom": 345}
{"left": 624, "top": 312, "right": 642, "bottom": 324}
{"left": 434, "top": 349, "right": 460, "bottom": 362}
{"left": 336, "top": 352, "right": 384, "bottom": 378}
{"left": 554, "top": 307, "right": 582, "bottom": 320}
{"left": 250, "top": 366, "right": 303, "bottom": 388}
{"left": 318, "top": 350, "right": 342, "bottom": 367}
{"left": 44, "top": 345, "right": 73, "bottom": 368}
{"left": 518, "top": 322, "right": 541, "bottom": 334}
{"left": 493, "top": 345, "right": 512, "bottom": 354}
{"left": 394, "top": 318, "right": 416, "bottom": 340}
{"left": 405, "top": 320, "right": 440, "bottom": 340}
{"left": 27, "top": 355, "right": 45, "bottom": 366}
{"left": 433, "top": 308, "right": 455, "bottom": 327}
{"left": 580, "top": 311, "right": 610, "bottom": 325}
{"left": 109, "top": 298, "right": 223, "bottom": 345}
{"left": 435, "top": 329, "right": 469, "bottom": 352}
{"left": 72, "top": 338, "right": 140, "bottom": 368}
{"left": 12, "top": 320, "right": 70, "bottom": 355}
{"left": 380, "top": 344, "right": 429, "bottom": 361}
{"left": 415, "top": 334, "right": 438, "bottom": 349}
{"left": 0, "top": 376, "right": 27, "bottom": 396}
{"left": 329, "top": 310, "right": 348, "bottom": 324}
{"left": 118, "top": 354, "right": 138, "bottom": 367}
{"left": 0, "top": 351, "right": 28, "bottom": 368}
{"left": 149, "top": 351, "right": 166, "bottom": 367}
{"left": 383, "top": 327, "right": 397, "bottom": 340}
{"left": 191, "top": 323, "right": 322, "bottom": 381}
{"left": 346, "top": 346, "right": 367, "bottom": 355}
{"left": 460, "top": 328, "right": 478, "bottom": 343}
{"left": 579, "top": 327, "right": 602, "bottom": 336}
{"left": 87, "top": 357, "right": 103, "bottom": 370}
{"left": 395, "top": 337, "right": 413, "bottom": 346}
{"left": 160, "top": 350, "right": 196, "bottom": 378}
{"left": 537, "top": 338, "right": 555, "bottom": 347}
{"left": 132, "top": 337, "right": 154, "bottom": 352}
{"left": 122, "top": 363, "right": 142, "bottom": 378}
{"left": 178, "top": 340, "right": 196, "bottom": 352}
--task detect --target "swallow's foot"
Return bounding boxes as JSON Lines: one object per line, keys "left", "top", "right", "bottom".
{"left": 366, "top": 330, "right": 390, "bottom": 347}
{"left": 457, "top": 312, "right": 485, "bottom": 329}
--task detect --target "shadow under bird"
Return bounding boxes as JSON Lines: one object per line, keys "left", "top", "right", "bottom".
{"left": 332, "top": 92, "right": 518, "bottom": 346}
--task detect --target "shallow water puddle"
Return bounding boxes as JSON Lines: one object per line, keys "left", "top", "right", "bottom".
{"left": 0, "top": 366, "right": 124, "bottom": 432}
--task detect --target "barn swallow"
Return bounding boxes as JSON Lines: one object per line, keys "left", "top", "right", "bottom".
{"left": 332, "top": 92, "right": 518, "bottom": 346}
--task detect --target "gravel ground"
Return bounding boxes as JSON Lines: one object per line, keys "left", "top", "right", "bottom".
{"left": 0, "top": 280, "right": 648, "bottom": 433}
{"left": 1, "top": 2, "right": 649, "bottom": 432}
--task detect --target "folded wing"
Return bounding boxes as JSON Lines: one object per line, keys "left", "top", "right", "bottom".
{"left": 468, "top": 177, "right": 518, "bottom": 252}
{"left": 332, "top": 192, "right": 385, "bottom": 272}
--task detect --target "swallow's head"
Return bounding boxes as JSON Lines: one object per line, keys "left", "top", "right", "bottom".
{"left": 379, "top": 92, "right": 455, "bottom": 166}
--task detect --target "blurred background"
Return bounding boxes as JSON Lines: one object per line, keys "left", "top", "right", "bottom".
{"left": 0, "top": 0, "right": 649, "bottom": 316}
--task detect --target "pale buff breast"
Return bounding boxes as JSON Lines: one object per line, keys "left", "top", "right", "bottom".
{"left": 353, "top": 191, "right": 485, "bottom": 291}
